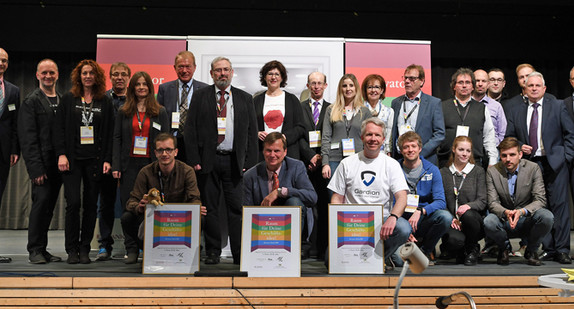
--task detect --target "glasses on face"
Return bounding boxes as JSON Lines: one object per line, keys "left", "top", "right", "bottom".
{"left": 403, "top": 76, "right": 419, "bottom": 82}
{"left": 213, "top": 67, "right": 231, "bottom": 73}
{"left": 367, "top": 85, "right": 382, "bottom": 90}
{"left": 154, "top": 148, "right": 175, "bottom": 155}
{"left": 456, "top": 80, "right": 472, "bottom": 86}
{"left": 111, "top": 72, "right": 129, "bottom": 77}
{"left": 489, "top": 78, "right": 504, "bottom": 83}
{"left": 267, "top": 72, "right": 281, "bottom": 77}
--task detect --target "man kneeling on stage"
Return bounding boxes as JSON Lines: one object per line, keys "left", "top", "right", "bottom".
{"left": 484, "top": 137, "right": 553, "bottom": 266}
{"left": 121, "top": 133, "right": 203, "bottom": 264}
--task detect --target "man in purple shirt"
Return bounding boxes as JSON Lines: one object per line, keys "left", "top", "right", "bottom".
{"left": 473, "top": 69, "right": 507, "bottom": 145}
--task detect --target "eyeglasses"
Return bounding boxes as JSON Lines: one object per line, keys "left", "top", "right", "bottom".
{"left": 367, "top": 85, "right": 382, "bottom": 90}
{"left": 489, "top": 78, "right": 504, "bottom": 83}
{"left": 154, "top": 148, "right": 175, "bottom": 154}
{"left": 267, "top": 72, "right": 281, "bottom": 77}
{"left": 403, "top": 76, "right": 419, "bottom": 82}
{"left": 111, "top": 72, "right": 129, "bottom": 77}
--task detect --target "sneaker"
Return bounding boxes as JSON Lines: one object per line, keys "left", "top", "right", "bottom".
{"left": 43, "top": 251, "right": 62, "bottom": 262}
{"left": 29, "top": 251, "right": 47, "bottom": 264}
{"left": 96, "top": 248, "right": 111, "bottom": 261}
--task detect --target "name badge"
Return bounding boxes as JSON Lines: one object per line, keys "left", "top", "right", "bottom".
{"left": 8, "top": 104, "right": 16, "bottom": 111}
{"left": 309, "top": 130, "right": 321, "bottom": 148}
{"left": 171, "top": 112, "right": 180, "bottom": 129}
{"left": 331, "top": 142, "right": 340, "bottom": 150}
{"left": 456, "top": 125, "right": 469, "bottom": 137}
{"left": 217, "top": 117, "right": 226, "bottom": 136}
{"left": 80, "top": 126, "right": 94, "bottom": 144}
{"left": 398, "top": 124, "right": 413, "bottom": 137}
{"left": 342, "top": 138, "right": 355, "bottom": 157}
{"left": 152, "top": 122, "right": 161, "bottom": 131}
{"left": 405, "top": 194, "right": 420, "bottom": 213}
{"left": 133, "top": 136, "right": 148, "bottom": 155}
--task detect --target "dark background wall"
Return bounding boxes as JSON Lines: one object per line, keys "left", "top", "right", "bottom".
{"left": 1, "top": 0, "right": 574, "bottom": 99}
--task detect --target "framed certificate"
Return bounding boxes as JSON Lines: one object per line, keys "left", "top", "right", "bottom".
{"left": 143, "top": 203, "right": 202, "bottom": 274}
{"left": 240, "top": 206, "right": 301, "bottom": 277}
{"left": 328, "top": 204, "right": 385, "bottom": 274}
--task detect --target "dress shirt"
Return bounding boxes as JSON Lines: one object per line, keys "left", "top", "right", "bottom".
{"left": 396, "top": 91, "right": 421, "bottom": 130}
{"left": 266, "top": 165, "right": 287, "bottom": 197}
{"left": 455, "top": 96, "right": 499, "bottom": 165}
{"left": 216, "top": 85, "right": 234, "bottom": 152}
{"left": 179, "top": 79, "right": 195, "bottom": 108}
{"left": 526, "top": 98, "right": 544, "bottom": 157}
{"left": 475, "top": 94, "right": 507, "bottom": 144}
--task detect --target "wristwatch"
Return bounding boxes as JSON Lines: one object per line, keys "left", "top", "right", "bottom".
{"left": 416, "top": 206, "right": 424, "bottom": 214}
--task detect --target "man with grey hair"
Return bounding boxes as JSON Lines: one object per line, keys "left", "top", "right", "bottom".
{"left": 329, "top": 117, "right": 411, "bottom": 264}
{"left": 505, "top": 71, "right": 574, "bottom": 264}
{"left": 185, "top": 56, "right": 258, "bottom": 265}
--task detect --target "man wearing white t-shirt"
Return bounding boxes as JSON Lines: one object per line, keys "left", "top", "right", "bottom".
{"left": 329, "top": 117, "right": 411, "bottom": 261}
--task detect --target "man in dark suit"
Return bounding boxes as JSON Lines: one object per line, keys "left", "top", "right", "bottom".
{"left": 485, "top": 137, "right": 553, "bottom": 266}
{"left": 243, "top": 132, "right": 317, "bottom": 209}
{"left": 391, "top": 64, "right": 445, "bottom": 165}
{"left": 157, "top": 51, "right": 207, "bottom": 161}
{"left": 564, "top": 66, "right": 574, "bottom": 120}
{"left": 0, "top": 48, "right": 20, "bottom": 261}
{"left": 185, "top": 56, "right": 258, "bottom": 265}
{"left": 505, "top": 71, "right": 574, "bottom": 264}
{"left": 19, "top": 59, "right": 62, "bottom": 264}
{"left": 298, "top": 72, "right": 330, "bottom": 258}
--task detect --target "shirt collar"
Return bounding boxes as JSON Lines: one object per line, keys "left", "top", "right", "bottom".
{"left": 449, "top": 163, "right": 475, "bottom": 175}
{"left": 505, "top": 164, "right": 520, "bottom": 176}
{"left": 180, "top": 79, "right": 193, "bottom": 88}
{"left": 528, "top": 97, "right": 544, "bottom": 106}
{"left": 266, "top": 164, "right": 282, "bottom": 180}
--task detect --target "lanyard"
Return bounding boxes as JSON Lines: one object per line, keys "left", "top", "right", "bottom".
{"left": 343, "top": 108, "right": 355, "bottom": 138}
{"left": 453, "top": 99, "right": 471, "bottom": 124}
{"left": 157, "top": 171, "right": 166, "bottom": 203}
{"left": 452, "top": 172, "right": 467, "bottom": 218}
{"left": 136, "top": 111, "right": 147, "bottom": 135}
{"left": 404, "top": 169, "right": 427, "bottom": 195}
{"left": 81, "top": 97, "right": 93, "bottom": 126}
{"left": 403, "top": 96, "right": 418, "bottom": 122}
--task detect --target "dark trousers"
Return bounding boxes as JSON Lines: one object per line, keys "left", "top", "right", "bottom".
{"left": 199, "top": 153, "right": 243, "bottom": 263}
{"left": 98, "top": 173, "right": 117, "bottom": 251}
{"left": 441, "top": 209, "right": 484, "bottom": 255}
{"left": 308, "top": 167, "right": 329, "bottom": 258}
{"left": 119, "top": 157, "right": 152, "bottom": 211}
{"left": 27, "top": 163, "right": 63, "bottom": 254}
{"left": 62, "top": 158, "right": 100, "bottom": 254}
{"left": 536, "top": 157, "right": 571, "bottom": 255}
{"left": 0, "top": 159, "right": 9, "bottom": 208}
{"left": 120, "top": 210, "right": 144, "bottom": 254}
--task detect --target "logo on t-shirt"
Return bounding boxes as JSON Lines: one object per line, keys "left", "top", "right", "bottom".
{"left": 361, "top": 171, "right": 376, "bottom": 186}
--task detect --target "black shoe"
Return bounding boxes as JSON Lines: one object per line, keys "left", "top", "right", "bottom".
{"left": 67, "top": 251, "right": 80, "bottom": 264}
{"left": 0, "top": 256, "right": 11, "bottom": 263}
{"left": 497, "top": 249, "right": 510, "bottom": 265}
{"left": 464, "top": 251, "right": 478, "bottom": 266}
{"left": 424, "top": 252, "right": 435, "bottom": 266}
{"left": 29, "top": 251, "right": 47, "bottom": 264}
{"left": 482, "top": 244, "right": 499, "bottom": 258}
{"left": 205, "top": 253, "right": 220, "bottom": 265}
{"left": 79, "top": 252, "right": 91, "bottom": 264}
{"left": 555, "top": 252, "right": 572, "bottom": 264}
{"left": 43, "top": 251, "right": 62, "bottom": 262}
{"left": 539, "top": 251, "right": 555, "bottom": 261}
{"left": 125, "top": 252, "right": 139, "bottom": 264}
{"left": 526, "top": 251, "right": 542, "bottom": 266}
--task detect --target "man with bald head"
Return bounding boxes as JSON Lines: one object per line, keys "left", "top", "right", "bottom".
{"left": 473, "top": 69, "right": 506, "bottom": 145}
{"left": 19, "top": 59, "right": 63, "bottom": 264}
{"left": 0, "top": 48, "right": 20, "bottom": 263}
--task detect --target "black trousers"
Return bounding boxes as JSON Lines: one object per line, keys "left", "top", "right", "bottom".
{"left": 307, "top": 167, "right": 330, "bottom": 258}
{"left": 98, "top": 173, "right": 117, "bottom": 251}
{"left": 27, "top": 163, "right": 63, "bottom": 254}
{"left": 62, "top": 158, "right": 100, "bottom": 254}
{"left": 441, "top": 209, "right": 484, "bottom": 254}
{"left": 199, "top": 153, "right": 243, "bottom": 263}
{"left": 120, "top": 210, "right": 144, "bottom": 254}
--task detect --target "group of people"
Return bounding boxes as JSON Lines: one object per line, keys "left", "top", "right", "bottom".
{"left": 1, "top": 45, "right": 573, "bottom": 269}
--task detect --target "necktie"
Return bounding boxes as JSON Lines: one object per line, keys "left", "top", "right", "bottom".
{"left": 0, "top": 80, "right": 5, "bottom": 116}
{"left": 217, "top": 90, "right": 227, "bottom": 144}
{"left": 529, "top": 102, "right": 539, "bottom": 155}
{"left": 179, "top": 83, "right": 189, "bottom": 132}
{"left": 312, "top": 101, "right": 320, "bottom": 126}
{"left": 272, "top": 172, "right": 279, "bottom": 191}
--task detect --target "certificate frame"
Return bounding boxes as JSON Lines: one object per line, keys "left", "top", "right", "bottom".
{"left": 240, "top": 206, "right": 301, "bottom": 277}
{"left": 328, "top": 204, "right": 385, "bottom": 274}
{"left": 143, "top": 203, "right": 202, "bottom": 274}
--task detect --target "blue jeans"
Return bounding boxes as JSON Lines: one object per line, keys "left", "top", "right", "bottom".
{"left": 384, "top": 217, "right": 412, "bottom": 261}
{"left": 283, "top": 197, "right": 307, "bottom": 229}
{"left": 484, "top": 208, "right": 554, "bottom": 254}
{"left": 404, "top": 209, "right": 452, "bottom": 255}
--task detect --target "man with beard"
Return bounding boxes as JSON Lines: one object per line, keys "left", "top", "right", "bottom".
{"left": 185, "top": 57, "right": 258, "bottom": 265}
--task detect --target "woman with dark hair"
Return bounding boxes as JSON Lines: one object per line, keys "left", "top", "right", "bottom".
{"left": 362, "top": 74, "right": 394, "bottom": 155}
{"left": 54, "top": 59, "right": 114, "bottom": 264}
{"left": 321, "top": 74, "right": 371, "bottom": 180}
{"left": 439, "top": 135, "right": 487, "bottom": 266}
{"left": 254, "top": 60, "right": 306, "bottom": 161}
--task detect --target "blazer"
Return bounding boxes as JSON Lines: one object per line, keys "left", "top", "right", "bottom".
{"left": 185, "top": 85, "right": 258, "bottom": 177}
{"left": 391, "top": 92, "right": 445, "bottom": 165}
{"left": 243, "top": 156, "right": 317, "bottom": 207}
{"left": 298, "top": 98, "right": 330, "bottom": 164}
{"left": 505, "top": 93, "right": 574, "bottom": 172}
{"left": 486, "top": 159, "right": 546, "bottom": 218}
{"left": 564, "top": 95, "right": 574, "bottom": 121}
{"left": 157, "top": 78, "right": 208, "bottom": 129}
{"left": 0, "top": 79, "right": 20, "bottom": 162}
{"left": 18, "top": 88, "right": 60, "bottom": 178}
{"left": 112, "top": 106, "right": 169, "bottom": 173}
{"left": 254, "top": 91, "right": 307, "bottom": 161}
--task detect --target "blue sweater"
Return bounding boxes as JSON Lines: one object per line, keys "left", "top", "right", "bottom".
{"left": 398, "top": 157, "right": 446, "bottom": 216}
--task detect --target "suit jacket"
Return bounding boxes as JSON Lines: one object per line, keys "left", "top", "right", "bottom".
{"left": 391, "top": 92, "right": 445, "bottom": 165}
{"left": 254, "top": 91, "right": 307, "bottom": 161}
{"left": 505, "top": 93, "right": 574, "bottom": 172}
{"left": 112, "top": 106, "right": 170, "bottom": 173}
{"left": 564, "top": 95, "right": 574, "bottom": 121}
{"left": 243, "top": 156, "right": 317, "bottom": 207}
{"left": 157, "top": 78, "right": 208, "bottom": 130}
{"left": 486, "top": 159, "right": 546, "bottom": 218}
{"left": 18, "top": 88, "right": 60, "bottom": 178}
{"left": 0, "top": 79, "right": 20, "bottom": 163}
{"left": 299, "top": 98, "right": 330, "bottom": 164}
{"left": 185, "top": 85, "right": 258, "bottom": 177}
